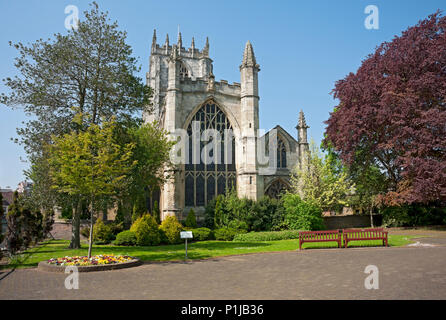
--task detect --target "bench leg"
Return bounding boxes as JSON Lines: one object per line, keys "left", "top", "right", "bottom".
{"left": 299, "top": 240, "right": 302, "bottom": 250}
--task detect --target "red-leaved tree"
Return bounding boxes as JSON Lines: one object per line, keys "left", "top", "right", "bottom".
{"left": 325, "top": 11, "right": 446, "bottom": 206}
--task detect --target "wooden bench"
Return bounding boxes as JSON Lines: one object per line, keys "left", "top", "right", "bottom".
{"left": 343, "top": 228, "right": 388, "bottom": 248}
{"left": 299, "top": 230, "right": 342, "bottom": 250}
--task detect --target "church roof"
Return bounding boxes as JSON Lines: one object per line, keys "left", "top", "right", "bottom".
{"left": 261, "top": 125, "right": 298, "bottom": 144}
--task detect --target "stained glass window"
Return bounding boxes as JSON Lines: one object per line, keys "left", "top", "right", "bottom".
{"left": 185, "top": 100, "right": 236, "bottom": 206}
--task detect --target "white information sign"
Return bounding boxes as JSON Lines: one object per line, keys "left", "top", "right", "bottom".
{"left": 180, "top": 231, "right": 193, "bottom": 239}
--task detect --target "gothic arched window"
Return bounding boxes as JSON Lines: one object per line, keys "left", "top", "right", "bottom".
{"left": 277, "top": 138, "right": 287, "bottom": 168}
{"left": 265, "top": 179, "right": 289, "bottom": 199}
{"left": 185, "top": 100, "right": 236, "bottom": 207}
{"left": 179, "top": 62, "right": 189, "bottom": 78}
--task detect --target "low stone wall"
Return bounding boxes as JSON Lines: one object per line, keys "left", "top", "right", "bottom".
{"left": 50, "top": 220, "right": 90, "bottom": 240}
{"left": 37, "top": 258, "right": 142, "bottom": 273}
{"left": 323, "top": 214, "right": 382, "bottom": 230}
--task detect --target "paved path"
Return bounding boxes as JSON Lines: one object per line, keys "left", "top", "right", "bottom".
{"left": 1, "top": 234, "right": 446, "bottom": 300}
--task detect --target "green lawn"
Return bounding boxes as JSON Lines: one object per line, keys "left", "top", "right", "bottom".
{"left": 2, "top": 234, "right": 416, "bottom": 269}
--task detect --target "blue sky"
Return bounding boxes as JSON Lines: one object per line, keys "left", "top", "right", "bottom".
{"left": 0, "top": 0, "right": 444, "bottom": 188}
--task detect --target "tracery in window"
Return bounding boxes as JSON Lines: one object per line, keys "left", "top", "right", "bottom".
{"left": 185, "top": 100, "right": 236, "bottom": 206}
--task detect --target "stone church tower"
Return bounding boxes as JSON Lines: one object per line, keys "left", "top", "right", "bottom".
{"left": 144, "top": 30, "right": 309, "bottom": 221}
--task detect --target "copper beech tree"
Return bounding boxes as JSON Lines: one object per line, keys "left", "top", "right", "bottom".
{"left": 325, "top": 11, "right": 446, "bottom": 206}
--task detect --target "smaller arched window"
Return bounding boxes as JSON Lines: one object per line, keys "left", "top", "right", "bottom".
{"left": 277, "top": 138, "right": 287, "bottom": 168}
{"left": 179, "top": 62, "right": 189, "bottom": 78}
{"left": 265, "top": 179, "right": 289, "bottom": 199}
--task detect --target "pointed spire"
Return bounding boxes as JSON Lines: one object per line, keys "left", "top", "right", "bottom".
{"left": 191, "top": 37, "right": 195, "bottom": 50}
{"left": 241, "top": 41, "right": 257, "bottom": 67}
{"left": 164, "top": 33, "right": 169, "bottom": 54}
{"left": 296, "top": 110, "right": 309, "bottom": 129}
{"left": 152, "top": 29, "right": 157, "bottom": 46}
{"left": 177, "top": 31, "right": 182, "bottom": 48}
{"left": 203, "top": 37, "right": 209, "bottom": 56}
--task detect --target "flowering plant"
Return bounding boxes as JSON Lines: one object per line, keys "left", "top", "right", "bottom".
{"left": 47, "top": 254, "right": 133, "bottom": 266}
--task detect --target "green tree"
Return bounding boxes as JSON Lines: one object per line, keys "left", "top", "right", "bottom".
{"left": 291, "top": 140, "right": 354, "bottom": 213}
{"left": 1, "top": 2, "right": 150, "bottom": 248}
{"left": 47, "top": 115, "right": 135, "bottom": 257}
{"left": 282, "top": 193, "right": 324, "bottom": 231}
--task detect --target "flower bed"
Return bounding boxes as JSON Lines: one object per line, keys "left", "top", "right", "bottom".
{"left": 38, "top": 254, "right": 142, "bottom": 273}
{"left": 47, "top": 254, "right": 133, "bottom": 266}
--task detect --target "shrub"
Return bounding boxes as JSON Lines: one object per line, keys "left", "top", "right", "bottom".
{"left": 233, "top": 230, "right": 299, "bottom": 242}
{"left": 203, "top": 197, "right": 217, "bottom": 229}
{"left": 382, "top": 204, "right": 446, "bottom": 227}
{"left": 80, "top": 226, "right": 90, "bottom": 238}
{"left": 114, "top": 230, "right": 137, "bottom": 246}
{"left": 93, "top": 218, "right": 114, "bottom": 244}
{"left": 214, "top": 227, "right": 246, "bottom": 241}
{"left": 153, "top": 200, "right": 161, "bottom": 224}
{"left": 283, "top": 193, "right": 324, "bottom": 231}
{"left": 185, "top": 208, "right": 197, "bottom": 228}
{"left": 189, "top": 227, "right": 214, "bottom": 241}
{"left": 159, "top": 215, "right": 183, "bottom": 244}
{"left": 228, "top": 220, "right": 249, "bottom": 231}
{"left": 130, "top": 214, "right": 161, "bottom": 246}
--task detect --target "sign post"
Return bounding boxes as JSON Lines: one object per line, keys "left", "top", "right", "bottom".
{"left": 180, "top": 231, "right": 193, "bottom": 259}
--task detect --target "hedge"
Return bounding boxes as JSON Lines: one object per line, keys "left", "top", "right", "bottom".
{"left": 233, "top": 230, "right": 299, "bottom": 242}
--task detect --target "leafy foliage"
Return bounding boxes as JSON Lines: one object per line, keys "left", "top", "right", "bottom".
{"left": 130, "top": 214, "right": 161, "bottom": 246}
{"left": 213, "top": 228, "right": 246, "bottom": 241}
{"left": 233, "top": 230, "right": 299, "bottom": 242}
{"left": 114, "top": 230, "right": 137, "bottom": 246}
{"left": 324, "top": 11, "right": 446, "bottom": 205}
{"left": 92, "top": 218, "right": 114, "bottom": 244}
{"left": 5, "top": 192, "right": 45, "bottom": 255}
{"left": 159, "top": 215, "right": 183, "bottom": 244}
{"left": 291, "top": 140, "right": 354, "bottom": 213}
{"left": 185, "top": 209, "right": 197, "bottom": 228}
{"left": 1, "top": 2, "right": 151, "bottom": 250}
{"left": 188, "top": 228, "right": 214, "bottom": 241}
{"left": 282, "top": 193, "right": 324, "bottom": 231}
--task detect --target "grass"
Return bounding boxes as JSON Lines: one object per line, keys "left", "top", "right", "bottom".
{"left": 1, "top": 234, "right": 417, "bottom": 270}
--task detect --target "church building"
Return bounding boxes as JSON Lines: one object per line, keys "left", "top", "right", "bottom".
{"left": 144, "top": 30, "right": 310, "bottom": 221}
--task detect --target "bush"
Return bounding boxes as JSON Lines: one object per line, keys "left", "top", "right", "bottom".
{"left": 93, "top": 218, "right": 114, "bottom": 244}
{"left": 80, "top": 226, "right": 90, "bottom": 238}
{"left": 214, "top": 227, "right": 246, "bottom": 241}
{"left": 283, "top": 193, "right": 324, "bottom": 231}
{"left": 159, "top": 215, "right": 183, "bottom": 244}
{"left": 130, "top": 214, "right": 161, "bottom": 246}
{"left": 205, "top": 190, "right": 287, "bottom": 232}
{"left": 203, "top": 197, "right": 217, "bottom": 229}
{"left": 233, "top": 230, "right": 299, "bottom": 242}
{"left": 228, "top": 220, "right": 249, "bottom": 231}
{"left": 153, "top": 200, "right": 161, "bottom": 224}
{"left": 114, "top": 230, "right": 137, "bottom": 246}
{"left": 185, "top": 208, "right": 197, "bottom": 228}
{"left": 382, "top": 204, "right": 446, "bottom": 227}
{"left": 189, "top": 227, "right": 214, "bottom": 241}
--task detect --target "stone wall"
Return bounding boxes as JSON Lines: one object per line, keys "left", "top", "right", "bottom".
{"left": 323, "top": 214, "right": 383, "bottom": 230}
{"left": 50, "top": 220, "right": 90, "bottom": 240}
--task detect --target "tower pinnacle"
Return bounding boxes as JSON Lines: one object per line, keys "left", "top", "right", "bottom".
{"left": 203, "top": 37, "right": 209, "bottom": 56}
{"left": 241, "top": 41, "right": 259, "bottom": 69}
{"left": 297, "top": 110, "right": 309, "bottom": 129}
{"left": 152, "top": 29, "right": 157, "bottom": 49}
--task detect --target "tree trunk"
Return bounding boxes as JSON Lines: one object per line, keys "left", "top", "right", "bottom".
{"left": 69, "top": 199, "right": 82, "bottom": 249}
{"left": 370, "top": 206, "right": 374, "bottom": 228}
